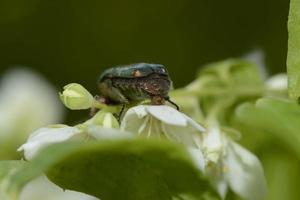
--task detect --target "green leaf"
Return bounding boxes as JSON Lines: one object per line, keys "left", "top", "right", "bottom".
{"left": 5, "top": 139, "right": 213, "bottom": 200}
{"left": 262, "top": 152, "right": 300, "bottom": 200}
{"left": 234, "top": 98, "right": 300, "bottom": 158}
{"left": 0, "top": 161, "right": 21, "bottom": 178}
{"left": 0, "top": 160, "right": 28, "bottom": 200}
{"left": 287, "top": 0, "right": 300, "bottom": 99}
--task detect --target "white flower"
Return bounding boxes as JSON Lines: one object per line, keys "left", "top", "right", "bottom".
{"left": 18, "top": 111, "right": 129, "bottom": 160}
{"left": 0, "top": 68, "right": 64, "bottom": 141}
{"left": 120, "top": 105, "right": 205, "bottom": 147}
{"left": 120, "top": 105, "right": 207, "bottom": 172}
{"left": 59, "top": 83, "right": 95, "bottom": 110}
{"left": 17, "top": 125, "right": 81, "bottom": 160}
{"left": 20, "top": 175, "right": 98, "bottom": 200}
{"left": 202, "top": 125, "right": 267, "bottom": 200}
{"left": 224, "top": 141, "right": 267, "bottom": 200}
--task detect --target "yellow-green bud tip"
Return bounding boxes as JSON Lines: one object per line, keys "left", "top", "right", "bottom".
{"left": 60, "top": 83, "right": 94, "bottom": 110}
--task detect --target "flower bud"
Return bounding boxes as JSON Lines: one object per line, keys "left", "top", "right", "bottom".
{"left": 59, "top": 83, "right": 95, "bottom": 110}
{"left": 85, "top": 110, "right": 119, "bottom": 129}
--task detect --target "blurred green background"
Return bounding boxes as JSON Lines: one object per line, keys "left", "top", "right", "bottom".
{"left": 0, "top": 0, "right": 290, "bottom": 121}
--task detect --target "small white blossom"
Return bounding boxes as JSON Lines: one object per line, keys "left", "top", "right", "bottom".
{"left": 202, "top": 125, "right": 267, "bottom": 200}
{"left": 120, "top": 105, "right": 205, "bottom": 147}
{"left": 120, "top": 105, "right": 207, "bottom": 172}
{"left": 224, "top": 141, "right": 267, "bottom": 200}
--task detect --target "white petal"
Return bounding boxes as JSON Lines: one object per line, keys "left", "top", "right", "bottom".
{"left": 187, "top": 148, "right": 205, "bottom": 171}
{"left": 162, "top": 123, "right": 198, "bottom": 147}
{"left": 146, "top": 105, "right": 187, "bottom": 126}
{"left": 87, "top": 126, "right": 133, "bottom": 140}
{"left": 205, "top": 162, "right": 228, "bottom": 199}
{"left": 20, "top": 175, "right": 98, "bottom": 200}
{"left": 18, "top": 126, "right": 80, "bottom": 160}
{"left": 130, "top": 105, "right": 148, "bottom": 118}
{"left": 224, "top": 141, "right": 267, "bottom": 200}
{"left": 183, "top": 114, "right": 206, "bottom": 132}
{"left": 203, "top": 126, "right": 224, "bottom": 163}
{"left": 120, "top": 108, "right": 146, "bottom": 135}
{"left": 215, "top": 177, "right": 228, "bottom": 200}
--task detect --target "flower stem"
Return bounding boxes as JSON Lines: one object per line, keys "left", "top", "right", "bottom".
{"left": 170, "top": 87, "right": 265, "bottom": 98}
{"left": 93, "top": 100, "right": 120, "bottom": 113}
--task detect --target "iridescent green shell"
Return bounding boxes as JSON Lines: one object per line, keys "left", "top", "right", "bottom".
{"left": 98, "top": 63, "right": 169, "bottom": 81}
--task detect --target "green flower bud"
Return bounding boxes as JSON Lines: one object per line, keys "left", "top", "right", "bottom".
{"left": 59, "top": 83, "right": 94, "bottom": 110}
{"left": 84, "top": 110, "right": 119, "bottom": 129}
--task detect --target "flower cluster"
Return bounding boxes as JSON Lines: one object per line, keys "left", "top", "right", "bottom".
{"left": 121, "top": 105, "right": 266, "bottom": 200}
{"left": 18, "top": 83, "right": 267, "bottom": 200}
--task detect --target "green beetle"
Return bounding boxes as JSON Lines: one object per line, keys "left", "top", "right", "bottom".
{"left": 97, "top": 63, "right": 178, "bottom": 114}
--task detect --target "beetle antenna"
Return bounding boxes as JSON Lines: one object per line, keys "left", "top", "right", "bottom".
{"left": 165, "top": 97, "right": 179, "bottom": 110}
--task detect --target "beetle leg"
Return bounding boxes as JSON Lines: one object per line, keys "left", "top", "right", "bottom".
{"left": 117, "top": 104, "right": 126, "bottom": 121}
{"left": 90, "top": 95, "right": 106, "bottom": 116}
{"left": 99, "top": 79, "right": 129, "bottom": 104}
{"left": 165, "top": 97, "right": 179, "bottom": 110}
{"left": 109, "top": 86, "right": 129, "bottom": 104}
{"left": 90, "top": 106, "right": 98, "bottom": 117}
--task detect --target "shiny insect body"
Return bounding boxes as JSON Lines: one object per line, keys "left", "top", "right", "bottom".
{"left": 97, "top": 63, "right": 178, "bottom": 110}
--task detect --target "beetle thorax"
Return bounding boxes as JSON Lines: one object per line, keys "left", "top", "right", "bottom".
{"left": 139, "top": 73, "right": 170, "bottom": 97}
